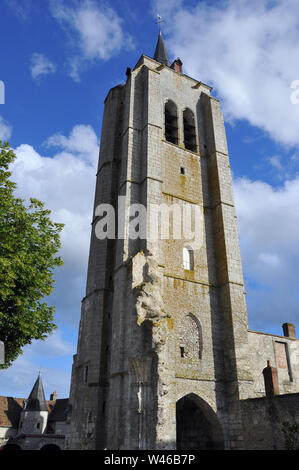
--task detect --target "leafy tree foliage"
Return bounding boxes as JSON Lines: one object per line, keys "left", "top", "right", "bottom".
{"left": 0, "top": 141, "right": 64, "bottom": 368}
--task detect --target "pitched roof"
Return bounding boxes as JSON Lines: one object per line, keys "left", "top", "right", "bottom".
{"left": 26, "top": 373, "right": 48, "bottom": 412}
{"left": 0, "top": 397, "right": 68, "bottom": 428}
{"left": 48, "top": 399, "right": 69, "bottom": 422}
{"left": 0, "top": 397, "right": 23, "bottom": 428}
{"left": 153, "top": 31, "right": 170, "bottom": 67}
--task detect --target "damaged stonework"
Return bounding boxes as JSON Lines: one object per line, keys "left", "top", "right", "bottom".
{"left": 132, "top": 250, "right": 167, "bottom": 326}
{"left": 130, "top": 251, "right": 175, "bottom": 449}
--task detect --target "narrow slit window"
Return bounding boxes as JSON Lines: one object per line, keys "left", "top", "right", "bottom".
{"left": 165, "top": 100, "right": 178, "bottom": 145}
{"left": 183, "top": 109, "right": 197, "bottom": 152}
{"left": 83, "top": 365, "right": 88, "bottom": 384}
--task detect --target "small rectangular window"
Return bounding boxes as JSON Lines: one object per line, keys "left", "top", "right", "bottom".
{"left": 180, "top": 167, "right": 185, "bottom": 175}
{"left": 180, "top": 346, "right": 185, "bottom": 358}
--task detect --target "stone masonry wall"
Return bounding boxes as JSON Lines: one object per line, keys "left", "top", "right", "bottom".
{"left": 240, "top": 393, "right": 299, "bottom": 450}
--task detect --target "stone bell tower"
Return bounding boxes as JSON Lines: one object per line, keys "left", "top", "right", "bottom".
{"left": 66, "top": 32, "right": 253, "bottom": 450}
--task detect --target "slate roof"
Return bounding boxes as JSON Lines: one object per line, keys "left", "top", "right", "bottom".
{"left": 48, "top": 399, "right": 69, "bottom": 422}
{"left": 0, "top": 396, "right": 68, "bottom": 428}
{"left": 153, "top": 31, "right": 170, "bottom": 67}
{"left": 26, "top": 373, "right": 48, "bottom": 412}
{"left": 0, "top": 397, "right": 23, "bottom": 428}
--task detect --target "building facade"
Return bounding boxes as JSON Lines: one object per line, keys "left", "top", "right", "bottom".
{"left": 0, "top": 374, "right": 68, "bottom": 450}
{"left": 65, "top": 33, "right": 299, "bottom": 450}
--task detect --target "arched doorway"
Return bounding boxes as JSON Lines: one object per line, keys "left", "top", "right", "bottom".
{"left": 176, "top": 394, "right": 224, "bottom": 450}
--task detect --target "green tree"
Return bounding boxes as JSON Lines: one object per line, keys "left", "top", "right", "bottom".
{"left": 0, "top": 141, "right": 64, "bottom": 368}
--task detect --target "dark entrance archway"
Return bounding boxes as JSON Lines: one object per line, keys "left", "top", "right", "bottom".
{"left": 40, "top": 444, "right": 61, "bottom": 451}
{"left": 176, "top": 393, "right": 224, "bottom": 450}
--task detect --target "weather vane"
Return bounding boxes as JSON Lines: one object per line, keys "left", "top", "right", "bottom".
{"left": 155, "top": 14, "right": 164, "bottom": 33}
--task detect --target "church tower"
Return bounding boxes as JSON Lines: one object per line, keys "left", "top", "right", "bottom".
{"left": 66, "top": 32, "right": 254, "bottom": 450}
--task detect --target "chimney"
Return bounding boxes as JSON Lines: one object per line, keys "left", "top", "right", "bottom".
{"left": 282, "top": 323, "right": 296, "bottom": 339}
{"left": 171, "top": 58, "right": 183, "bottom": 73}
{"left": 263, "top": 360, "right": 279, "bottom": 398}
{"left": 50, "top": 391, "right": 57, "bottom": 402}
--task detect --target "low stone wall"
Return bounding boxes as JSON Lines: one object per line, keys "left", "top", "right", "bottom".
{"left": 240, "top": 393, "right": 299, "bottom": 449}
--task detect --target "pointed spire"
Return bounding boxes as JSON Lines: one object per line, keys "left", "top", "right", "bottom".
{"left": 26, "top": 373, "right": 48, "bottom": 412}
{"left": 153, "top": 31, "right": 170, "bottom": 67}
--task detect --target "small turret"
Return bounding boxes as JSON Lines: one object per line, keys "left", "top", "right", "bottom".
{"left": 18, "top": 373, "right": 48, "bottom": 434}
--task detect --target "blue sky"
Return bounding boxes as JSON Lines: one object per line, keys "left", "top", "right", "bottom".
{"left": 0, "top": 0, "right": 299, "bottom": 399}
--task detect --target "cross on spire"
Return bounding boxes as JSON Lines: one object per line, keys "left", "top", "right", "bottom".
{"left": 153, "top": 17, "right": 170, "bottom": 67}
{"left": 155, "top": 14, "right": 164, "bottom": 33}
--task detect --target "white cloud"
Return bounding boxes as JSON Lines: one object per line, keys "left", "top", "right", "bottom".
{"left": 151, "top": 0, "right": 183, "bottom": 18}
{"left": 0, "top": 123, "right": 99, "bottom": 398}
{"left": 0, "top": 356, "right": 39, "bottom": 397}
{"left": 30, "top": 53, "right": 56, "bottom": 81}
{"left": 153, "top": 0, "right": 299, "bottom": 148}
{"left": 234, "top": 177, "right": 299, "bottom": 251}
{"left": 0, "top": 354, "right": 71, "bottom": 398}
{"left": 0, "top": 331, "right": 74, "bottom": 398}
{"left": 0, "top": 116, "right": 12, "bottom": 141}
{"left": 258, "top": 253, "right": 280, "bottom": 267}
{"left": 269, "top": 156, "right": 282, "bottom": 171}
{"left": 44, "top": 124, "right": 99, "bottom": 165}
{"left": 233, "top": 175, "right": 299, "bottom": 330}
{"left": 27, "top": 330, "right": 75, "bottom": 358}
{"left": 10, "top": 124, "right": 99, "bottom": 322}
{"left": 4, "top": 0, "right": 32, "bottom": 21}
{"left": 50, "top": 0, "right": 133, "bottom": 81}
